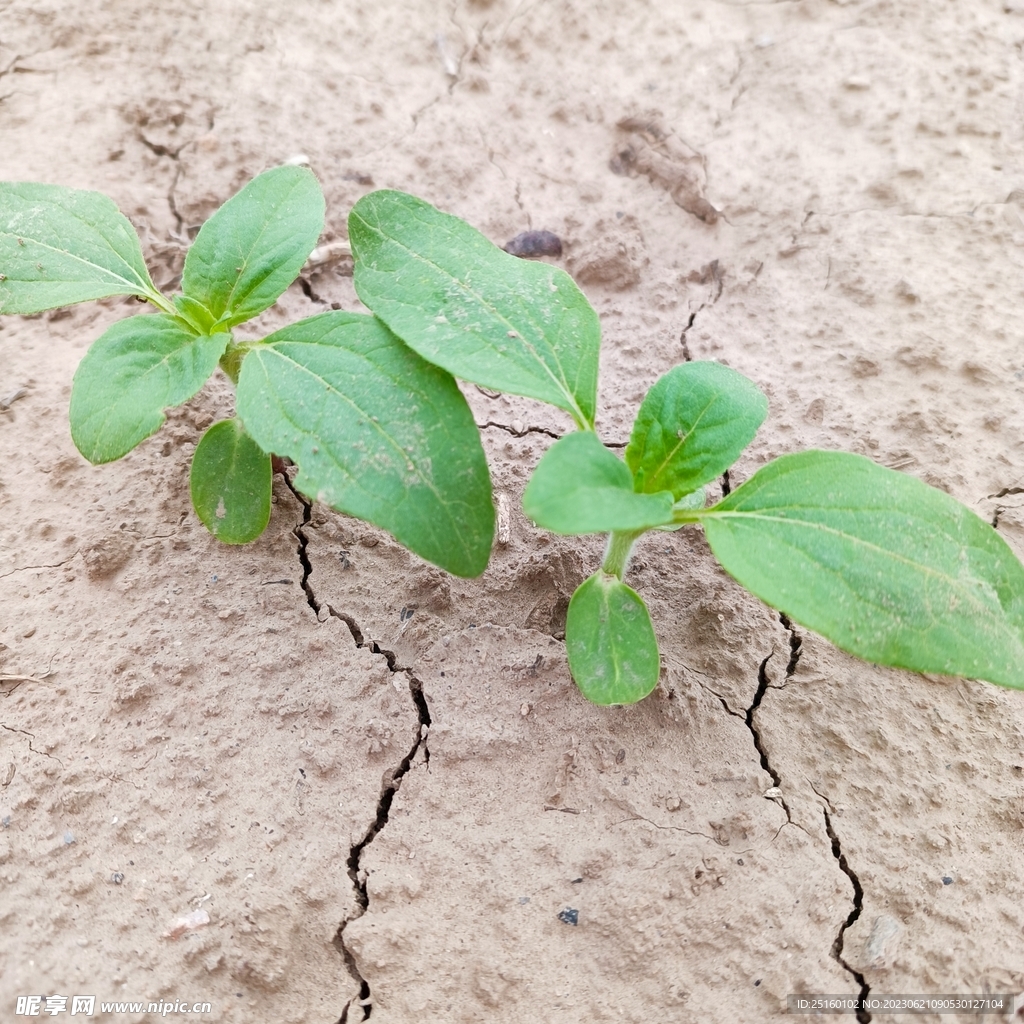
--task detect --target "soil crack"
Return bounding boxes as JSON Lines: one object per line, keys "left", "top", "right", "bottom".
{"left": 167, "top": 162, "right": 184, "bottom": 236}
{"left": 679, "top": 260, "right": 728, "bottom": 493}
{"left": 0, "top": 722, "right": 63, "bottom": 767}
{"left": 778, "top": 613, "right": 802, "bottom": 678}
{"left": 679, "top": 258, "right": 724, "bottom": 363}
{"left": 476, "top": 421, "right": 632, "bottom": 449}
{"left": 280, "top": 472, "right": 430, "bottom": 1023}
{"left": 987, "top": 485, "right": 1023, "bottom": 530}
{"left": 744, "top": 652, "right": 798, "bottom": 829}
{"left": 812, "top": 784, "right": 872, "bottom": 1022}
{"left": 477, "top": 420, "right": 560, "bottom": 440}
{"left": 0, "top": 555, "right": 75, "bottom": 580}
{"left": 707, "top": 613, "right": 807, "bottom": 838}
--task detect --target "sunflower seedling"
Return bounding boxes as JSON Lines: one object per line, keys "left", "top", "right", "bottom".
{"left": 348, "top": 190, "right": 1024, "bottom": 704}
{"left": 0, "top": 169, "right": 494, "bottom": 576}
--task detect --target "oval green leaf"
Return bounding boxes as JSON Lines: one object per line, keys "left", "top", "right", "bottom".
{"left": 236, "top": 310, "right": 494, "bottom": 577}
{"left": 69, "top": 314, "right": 228, "bottom": 464}
{"left": 190, "top": 418, "right": 272, "bottom": 544}
{"left": 566, "top": 572, "right": 661, "bottom": 705}
{"left": 700, "top": 450, "right": 1024, "bottom": 688}
{"left": 523, "top": 430, "right": 673, "bottom": 534}
{"left": 181, "top": 166, "right": 325, "bottom": 329}
{"left": 0, "top": 181, "right": 161, "bottom": 314}
{"left": 626, "top": 361, "right": 767, "bottom": 499}
{"left": 349, "top": 190, "right": 599, "bottom": 428}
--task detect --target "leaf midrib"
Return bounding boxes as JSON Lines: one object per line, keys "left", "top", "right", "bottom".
{"left": 0, "top": 201, "right": 151, "bottom": 294}
{"left": 78, "top": 320, "right": 208, "bottom": 455}
{"left": 352, "top": 206, "right": 589, "bottom": 426}
{"left": 702, "top": 507, "right": 1022, "bottom": 628}
{"left": 252, "top": 345, "right": 476, "bottom": 563}
{"left": 643, "top": 391, "right": 720, "bottom": 491}
{"left": 219, "top": 176, "right": 306, "bottom": 317}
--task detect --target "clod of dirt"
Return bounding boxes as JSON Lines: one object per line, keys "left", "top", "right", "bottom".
{"left": 81, "top": 531, "right": 136, "bottom": 579}
{"left": 566, "top": 216, "right": 648, "bottom": 290}
{"left": 611, "top": 112, "right": 719, "bottom": 224}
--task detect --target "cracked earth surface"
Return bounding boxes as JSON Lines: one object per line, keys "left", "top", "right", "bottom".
{"left": 2, "top": 1, "right": 1024, "bottom": 1021}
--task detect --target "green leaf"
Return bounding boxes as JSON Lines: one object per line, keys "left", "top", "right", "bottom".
{"left": 699, "top": 450, "right": 1024, "bottom": 688}
{"left": 173, "top": 294, "right": 219, "bottom": 335}
{"left": 522, "top": 430, "right": 673, "bottom": 534}
{"left": 181, "top": 166, "right": 324, "bottom": 329}
{"left": 626, "top": 361, "right": 767, "bottom": 499}
{"left": 349, "top": 190, "right": 599, "bottom": 428}
{"left": 190, "top": 418, "right": 272, "bottom": 544}
{"left": 566, "top": 572, "right": 661, "bottom": 705}
{"left": 70, "top": 314, "right": 228, "bottom": 463}
{"left": 674, "top": 487, "right": 707, "bottom": 512}
{"left": 0, "top": 181, "right": 161, "bottom": 314}
{"left": 236, "top": 310, "right": 494, "bottom": 577}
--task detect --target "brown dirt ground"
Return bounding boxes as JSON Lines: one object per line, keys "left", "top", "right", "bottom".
{"left": 2, "top": 1, "right": 1024, "bottom": 1022}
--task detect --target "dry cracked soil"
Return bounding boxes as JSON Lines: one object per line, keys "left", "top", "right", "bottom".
{"left": 2, "top": 1, "right": 1024, "bottom": 1022}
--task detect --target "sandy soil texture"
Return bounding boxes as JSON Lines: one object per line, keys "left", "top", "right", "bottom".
{"left": 2, "top": 1, "right": 1024, "bottom": 1022}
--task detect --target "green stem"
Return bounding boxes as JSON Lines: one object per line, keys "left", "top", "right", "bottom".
{"left": 144, "top": 290, "right": 178, "bottom": 317}
{"left": 219, "top": 342, "right": 245, "bottom": 385}
{"left": 602, "top": 529, "right": 643, "bottom": 580}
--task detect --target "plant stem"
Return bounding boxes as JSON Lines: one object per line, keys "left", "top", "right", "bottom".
{"left": 145, "top": 290, "right": 178, "bottom": 317}
{"left": 219, "top": 343, "right": 244, "bottom": 385}
{"left": 602, "top": 529, "right": 643, "bottom": 580}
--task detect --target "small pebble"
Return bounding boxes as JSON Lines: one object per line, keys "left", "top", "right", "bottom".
{"left": 504, "top": 230, "right": 563, "bottom": 259}
{"left": 942, "top": 876, "right": 953, "bottom": 885}
{"left": 163, "top": 908, "right": 211, "bottom": 939}
{"left": 63, "top": 831, "right": 75, "bottom": 845}
{"left": 557, "top": 907, "right": 579, "bottom": 926}
{"left": 111, "top": 872, "right": 125, "bottom": 884}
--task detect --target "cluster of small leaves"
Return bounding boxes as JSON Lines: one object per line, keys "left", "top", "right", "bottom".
{"left": 3, "top": 172, "right": 1024, "bottom": 705}
{"left": 348, "top": 191, "right": 1024, "bottom": 704}
{"left": 0, "top": 169, "right": 494, "bottom": 577}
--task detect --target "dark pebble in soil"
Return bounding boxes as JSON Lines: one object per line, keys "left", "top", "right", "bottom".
{"left": 504, "top": 230, "right": 563, "bottom": 258}
{"left": 558, "top": 907, "right": 579, "bottom": 926}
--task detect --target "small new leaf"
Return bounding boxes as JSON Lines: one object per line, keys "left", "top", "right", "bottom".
{"left": 350, "top": 190, "right": 600, "bottom": 428}
{"left": 626, "top": 361, "right": 767, "bottom": 499}
{"left": 700, "top": 450, "right": 1024, "bottom": 688}
{"left": 0, "top": 181, "right": 161, "bottom": 314}
{"left": 190, "top": 419, "right": 272, "bottom": 544}
{"left": 181, "top": 166, "right": 324, "bottom": 329}
{"left": 173, "top": 294, "right": 218, "bottom": 335}
{"left": 69, "top": 314, "right": 228, "bottom": 464}
{"left": 237, "top": 310, "right": 494, "bottom": 577}
{"left": 523, "top": 431, "right": 674, "bottom": 534}
{"left": 566, "top": 572, "right": 661, "bottom": 705}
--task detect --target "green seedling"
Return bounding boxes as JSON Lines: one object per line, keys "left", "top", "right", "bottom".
{"left": 349, "top": 190, "right": 1024, "bottom": 704}
{"left": 0, "top": 170, "right": 493, "bottom": 576}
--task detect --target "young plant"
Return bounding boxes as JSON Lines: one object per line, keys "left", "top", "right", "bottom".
{"left": 348, "top": 190, "right": 1024, "bottom": 704}
{"left": 0, "top": 170, "right": 494, "bottom": 577}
